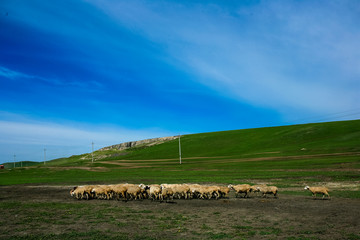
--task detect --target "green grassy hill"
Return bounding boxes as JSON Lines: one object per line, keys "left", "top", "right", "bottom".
{"left": 1, "top": 119, "right": 360, "bottom": 197}
{"left": 45, "top": 119, "right": 360, "bottom": 164}
{"left": 108, "top": 119, "right": 360, "bottom": 160}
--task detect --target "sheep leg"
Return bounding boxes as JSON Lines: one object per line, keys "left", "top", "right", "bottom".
{"left": 125, "top": 192, "right": 130, "bottom": 201}
{"left": 322, "top": 193, "right": 330, "bottom": 199}
{"left": 121, "top": 192, "right": 125, "bottom": 200}
{"left": 116, "top": 193, "right": 120, "bottom": 200}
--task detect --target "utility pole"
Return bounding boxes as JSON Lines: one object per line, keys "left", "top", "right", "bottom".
{"left": 13, "top": 154, "right": 16, "bottom": 168}
{"left": 44, "top": 148, "right": 46, "bottom": 165}
{"left": 179, "top": 135, "right": 182, "bottom": 164}
{"left": 91, "top": 142, "right": 94, "bottom": 163}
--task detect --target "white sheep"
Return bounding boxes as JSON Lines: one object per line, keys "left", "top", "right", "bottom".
{"left": 139, "top": 183, "right": 150, "bottom": 199}
{"left": 228, "top": 184, "right": 251, "bottom": 198}
{"left": 187, "top": 184, "right": 202, "bottom": 199}
{"left": 148, "top": 184, "right": 162, "bottom": 201}
{"left": 256, "top": 185, "right": 278, "bottom": 198}
{"left": 304, "top": 186, "right": 330, "bottom": 199}
{"left": 160, "top": 184, "right": 190, "bottom": 199}
{"left": 160, "top": 187, "right": 174, "bottom": 202}
{"left": 125, "top": 185, "right": 142, "bottom": 200}
{"left": 191, "top": 185, "right": 219, "bottom": 199}
{"left": 70, "top": 185, "right": 95, "bottom": 200}
{"left": 249, "top": 184, "right": 267, "bottom": 197}
{"left": 110, "top": 184, "right": 128, "bottom": 200}
{"left": 91, "top": 185, "right": 113, "bottom": 200}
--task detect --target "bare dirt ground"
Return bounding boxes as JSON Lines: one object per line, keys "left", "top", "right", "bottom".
{"left": 0, "top": 185, "right": 359, "bottom": 239}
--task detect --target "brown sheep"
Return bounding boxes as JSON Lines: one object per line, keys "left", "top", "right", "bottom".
{"left": 218, "top": 186, "right": 230, "bottom": 198}
{"left": 304, "top": 186, "right": 330, "bottom": 199}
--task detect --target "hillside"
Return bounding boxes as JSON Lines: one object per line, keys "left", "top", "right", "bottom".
{"left": 1, "top": 119, "right": 359, "bottom": 187}
{"left": 88, "top": 119, "right": 360, "bottom": 162}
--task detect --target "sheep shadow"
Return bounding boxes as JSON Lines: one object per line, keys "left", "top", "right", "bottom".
{"left": 160, "top": 200, "right": 177, "bottom": 204}
{"left": 312, "top": 198, "right": 331, "bottom": 201}
{"left": 306, "top": 197, "right": 331, "bottom": 201}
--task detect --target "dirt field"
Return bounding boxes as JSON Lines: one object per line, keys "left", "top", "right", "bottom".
{"left": 0, "top": 185, "right": 359, "bottom": 239}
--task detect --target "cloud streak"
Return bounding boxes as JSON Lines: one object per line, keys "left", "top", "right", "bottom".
{"left": 91, "top": 0, "right": 360, "bottom": 119}
{"left": 0, "top": 65, "right": 103, "bottom": 89}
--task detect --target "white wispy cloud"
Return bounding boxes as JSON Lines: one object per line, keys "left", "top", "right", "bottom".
{"left": 90, "top": 0, "right": 360, "bottom": 119}
{"left": 0, "top": 66, "right": 33, "bottom": 79}
{"left": 0, "top": 65, "right": 103, "bottom": 89}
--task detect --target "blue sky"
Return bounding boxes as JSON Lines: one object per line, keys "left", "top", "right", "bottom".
{"left": 1, "top": 0, "right": 360, "bottom": 163}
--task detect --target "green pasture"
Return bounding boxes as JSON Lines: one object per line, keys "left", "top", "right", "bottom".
{"left": 1, "top": 119, "right": 359, "bottom": 197}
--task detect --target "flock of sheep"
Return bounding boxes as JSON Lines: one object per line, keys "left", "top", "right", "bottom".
{"left": 69, "top": 183, "right": 330, "bottom": 201}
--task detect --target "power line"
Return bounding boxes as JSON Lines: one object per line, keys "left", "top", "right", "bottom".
{"left": 288, "top": 108, "right": 360, "bottom": 125}
{"left": 314, "top": 112, "right": 360, "bottom": 123}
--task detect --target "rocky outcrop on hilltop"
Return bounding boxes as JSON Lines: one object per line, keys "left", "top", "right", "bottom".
{"left": 99, "top": 136, "right": 178, "bottom": 151}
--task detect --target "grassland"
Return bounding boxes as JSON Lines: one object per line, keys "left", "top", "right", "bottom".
{"left": 1, "top": 120, "right": 359, "bottom": 192}
{"left": 1, "top": 120, "right": 359, "bottom": 239}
